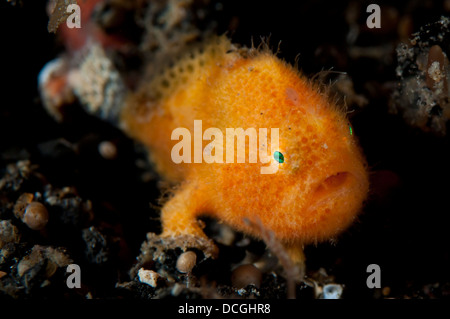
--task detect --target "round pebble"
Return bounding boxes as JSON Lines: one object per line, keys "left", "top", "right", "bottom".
{"left": 98, "top": 141, "right": 117, "bottom": 160}
{"left": 176, "top": 251, "right": 197, "bottom": 273}
{"left": 231, "top": 264, "right": 262, "bottom": 289}
{"left": 23, "top": 202, "right": 49, "bottom": 230}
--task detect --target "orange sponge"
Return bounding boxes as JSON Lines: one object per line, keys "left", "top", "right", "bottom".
{"left": 121, "top": 37, "right": 369, "bottom": 263}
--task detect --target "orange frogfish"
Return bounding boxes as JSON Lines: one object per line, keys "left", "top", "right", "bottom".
{"left": 119, "top": 37, "right": 369, "bottom": 264}
{"left": 40, "top": 18, "right": 369, "bottom": 267}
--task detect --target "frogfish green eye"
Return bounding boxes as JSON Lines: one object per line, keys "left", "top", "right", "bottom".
{"left": 274, "top": 151, "right": 284, "bottom": 163}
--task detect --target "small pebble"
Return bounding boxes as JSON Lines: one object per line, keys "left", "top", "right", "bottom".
{"left": 171, "top": 283, "right": 184, "bottom": 296}
{"left": 231, "top": 264, "right": 262, "bottom": 289}
{"left": 322, "top": 284, "right": 343, "bottom": 299}
{"left": 98, "top": 141, "right": 117, "bottom": 160}
{"left": 0, "top": 220, "right": 21, "bottom": 248}
{"left": 176, "top": 251, "right": 197, "bottom": 273}
{"left": 138, "top": 268, "right": 160, "bottom": 288}
{"left": 215, "top": 224, "right": 236, "bottom": 246}
{"left": 13, "top": 193, "right": 34, "bottom": 219}
{"left": 23, "top": 202, "right": 49, "bottom": 230}
{"left": 382, "top": 286, "right": 391, "bottom": 296}
{"left": 426, "top": 45, "right": 447, "bottom": 90}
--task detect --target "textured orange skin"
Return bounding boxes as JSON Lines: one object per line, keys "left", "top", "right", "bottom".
{"left": 121, "top": 38, "right": 369, "bottom": 261}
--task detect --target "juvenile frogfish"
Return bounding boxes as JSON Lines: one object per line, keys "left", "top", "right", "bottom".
{"left": 120, "top": 37, "right": 369, "bottom": 265}
{"left": 40, "top": 29, "right": 369, "bottom": 268}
